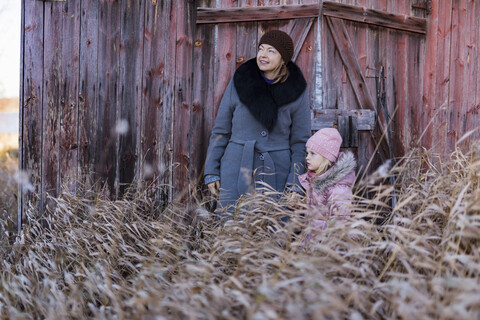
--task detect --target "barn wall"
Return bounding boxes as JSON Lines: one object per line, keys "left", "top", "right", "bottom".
{"left": 19, "top": 0, "right": 318, "bottom": 216}
{"left": 19, "top": 0, "right": 480, "bottom": 218}
{"left": 422, "top": 0, "right": 480, "bottom": 155}
{"left": 21, "top": 0, "right": 183, "bottom": 216}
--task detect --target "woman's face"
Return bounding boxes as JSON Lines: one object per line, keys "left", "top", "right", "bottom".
{"left": 257, "top": 44, "right": 283, "bottom": 79}
{"left": 306, "top": 148, "right": 329, "bottom": 173}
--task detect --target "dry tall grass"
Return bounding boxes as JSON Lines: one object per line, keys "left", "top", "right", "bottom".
{"left": 0, "top": 146, "right": 479, "bottom": 319}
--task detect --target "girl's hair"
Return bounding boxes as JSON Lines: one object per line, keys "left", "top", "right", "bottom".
{"left": 314, "top": 156, "right": 332, "bottom": 176}
{"left": 271, "top": 61, "right": 289, "bottom": 84}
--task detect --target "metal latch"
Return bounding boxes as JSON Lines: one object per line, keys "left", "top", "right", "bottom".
{"left": 412, "top": 0, "right": 432, "bottom": 15}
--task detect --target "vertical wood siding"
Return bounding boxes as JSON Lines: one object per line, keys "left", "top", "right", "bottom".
{"left": 22, "top": 0, "right": 44, "bottom": 217}
{"left": 78, "top": 0, "right": 99, "bottom": 194}
{"left": 141, "top": 1, "right": 174, "bottom": 204}
{"left": 191, "top": 0, "right": 215, "bottom": 191}
{"left": 20, "top": 0, "right": 480, "bottom": 217}
{"left": 117, "top": 0, "right": 144, "bottom": 196}
{"left": 422, "top": 0, "right": 480, "bottom": 154}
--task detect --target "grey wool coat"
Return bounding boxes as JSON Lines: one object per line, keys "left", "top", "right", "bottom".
{"left": 204, "top": 58, "right": 311, "bottom": 209}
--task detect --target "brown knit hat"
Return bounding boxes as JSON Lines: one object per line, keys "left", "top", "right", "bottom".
{"left": 259, "top": 30, "right": 294, "bottom": 63}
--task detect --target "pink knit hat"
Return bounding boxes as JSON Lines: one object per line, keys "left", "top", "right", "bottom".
{"left": 306, "top": 128, "right": 343, "bottom": 162}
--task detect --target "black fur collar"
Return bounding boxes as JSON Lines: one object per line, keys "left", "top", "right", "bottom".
{"left": 233, "top": 58, "right": 307, "bottom": 130}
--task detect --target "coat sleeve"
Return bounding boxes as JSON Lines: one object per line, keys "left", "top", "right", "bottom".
{"left": 287, "top": 90, "right": 311, "bottom": 189}
{"left": 326, "top": 184, "right": 353, "bottom": 224}
{"left": 204, "top": 80, "right": 236, "bottom": 178}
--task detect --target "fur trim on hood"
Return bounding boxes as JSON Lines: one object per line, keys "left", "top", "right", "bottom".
{"left": 233, "top": 58, "right": 307, "bottom": 131}
{"left": 313, "top": 150, "right": 356, "bottom": 193}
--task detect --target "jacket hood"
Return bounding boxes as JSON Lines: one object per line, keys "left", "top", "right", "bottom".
{"left": 312, "top": 150, "right": 356, "bottom": 193}
{"left": 233, "top": 58, "right": 307, "bottom": 131}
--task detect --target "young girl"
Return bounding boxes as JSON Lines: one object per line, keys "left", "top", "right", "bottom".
{"left": 298, "top": 128, "right": 356, "bottom": 230}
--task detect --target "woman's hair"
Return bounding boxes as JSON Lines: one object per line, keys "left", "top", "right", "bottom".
{"left": 271, "top": 61, "right": 289, "bottom": 84}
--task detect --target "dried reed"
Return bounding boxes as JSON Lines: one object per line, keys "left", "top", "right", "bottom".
{"left": 0, "top": 146, "right": 479, "bottom": 319}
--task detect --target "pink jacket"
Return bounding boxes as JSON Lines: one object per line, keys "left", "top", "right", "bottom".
{"left": 298, "top": 151, "right": 356, "bottom": 230}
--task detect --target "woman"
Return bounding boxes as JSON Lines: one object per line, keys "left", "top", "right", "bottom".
{"left": 204, "top": 30, "right": 311, "bottom": 210}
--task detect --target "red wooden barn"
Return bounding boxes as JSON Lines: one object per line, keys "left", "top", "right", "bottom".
{"left": 18, "top": 0, "right": 479, "bottom": 221}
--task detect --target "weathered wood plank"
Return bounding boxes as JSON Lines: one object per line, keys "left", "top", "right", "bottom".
{"left": 190, "top": 0, "right": 215, "bottom": 187}
{"left": 469, "top": 0, "right": 480, "bottom": 142}
{"left": 312, "top": 108, "right": 376, "bottom": 131}
{"left": 392, "top": 1, "right": 407, "bottom": 155}
{"left": 96, "top": 0, "right": 121, "bottom": 198}
{"left": 344, "top": 0, "right": 370, "bottom": 170}
{"left": 173, "top": 0, "right": 194, "bottom": 195}
{"left": 42, "top": 2, "right": 62, "bottom": 211}
{"left": 340, "top": 20, "right": 361, "bottom": 113}
{"left": 420, "top": 0, "right": 439, "bottom": 150}
{"left": 432, "top": 0, "right": 453, "bottom": 155}
{"left": 141, "top": 1, "right": 175, "bottom": 203}
{"left": 322, "top": 1, "right": 427, "bottom": 34}
{"left": 406, "top": 2, "right": 426, "bottom": 151}
{"left": 21, "top": 0, "right": 45, "bottom": 220}
{"left": 78, "top": 0, "right": 99, "bottom": 193}
{"left": 358, "top": 0, "right": 378, "bottom": 170}
{"left": 406, "top": 33, "right": 424, "bottom": 148}
{"left": 141, "top": 1, "right": 166, "bottom": 187}
{"left": 403, "top": 0, "right": 424, "bottom": 149}
{"left": 322, "top": 9, "right": 343, "bottom": 109}
{"left": 162, "top": 2, "right": 176, "bottom": 200}
{"left": 382, "top": 0, "right": 397, "bottom": 157}
{"left": 117, "top": 0, "right": 144, "bottom": 195}
{"left": 196, "top": 3, "right": 320, "bottom": 24}
{"left": 59, "top": 0, "right": 81, "bottom": 194}
{"left": 447, "top": 0, "right": 468, "bottom": 150}
{"left": 294, "top": 16, "right": 316, "bottom": 90}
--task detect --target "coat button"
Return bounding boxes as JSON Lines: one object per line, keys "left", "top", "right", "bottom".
{"left": 259, "top": 155, "right": 265, "bottom": 161}
{"left": 261, "top": 130, "right": 267, "bottom": 137}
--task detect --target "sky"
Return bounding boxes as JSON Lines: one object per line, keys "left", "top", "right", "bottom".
{"left": 0, "top": 0, "right": 21, "bottom": 98}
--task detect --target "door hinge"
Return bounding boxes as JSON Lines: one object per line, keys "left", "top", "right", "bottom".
{"left": 412, "top": 0, "right": 432, "bottom": 15}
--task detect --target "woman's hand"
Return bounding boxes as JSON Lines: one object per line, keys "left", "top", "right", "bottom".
{"left": 285, "top": 191, "right": 302, "bottom": 203}
{"left": 207, "top": 180, "right": 220, "bottom": 197}
{"left": 284, "top": 190, "right": 304, "bottom": 211}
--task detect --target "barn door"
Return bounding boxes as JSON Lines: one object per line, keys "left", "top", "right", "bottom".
{"left": 319, "top": 1, "right": 428, "bottom": 173}
{"left": 195, "top": 0, "right": 428, "bottom": 179}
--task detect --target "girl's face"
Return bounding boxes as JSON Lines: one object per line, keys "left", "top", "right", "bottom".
{"left": 257, "top": 44, "right": 283, "bottom": 79}
{"left": 306, "top": 148, "right": 330, "bottom": 174}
